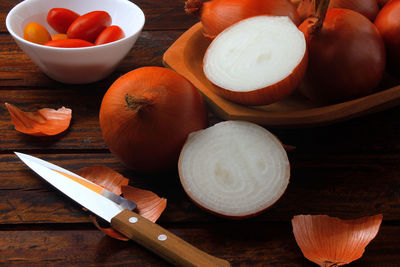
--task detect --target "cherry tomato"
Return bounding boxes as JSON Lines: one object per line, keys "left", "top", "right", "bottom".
{"left": 94, "top": 25, "right": 125, "bottom": 45}
{"left": 44, "top": 39, "right": 94, "bottom": 48}
{"left": 23, "top": 22, "right": 51, "bottom": 45}
{"left": 67, "top": 11, "right": 112, "bottom": 43}
{"left": 47, "top": 8, "right": 80, "bottom": 33}
{"left": 51, "top": 33, "right": 68, "bottom": 40}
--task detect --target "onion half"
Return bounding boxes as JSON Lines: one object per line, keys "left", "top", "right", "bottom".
{"left": 178, "top": 121, "right": 290, "bottom": 219}
{"left": 203, "top": 16, "right": 307, "bottom": 106}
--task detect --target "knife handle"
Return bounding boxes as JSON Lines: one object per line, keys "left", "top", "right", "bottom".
{"left": 111, "top": 209, "right": 231, "bottom": 267}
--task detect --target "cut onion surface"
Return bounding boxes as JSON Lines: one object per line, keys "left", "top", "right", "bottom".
{"left": 178, "top": 121, "right": 290, "bottom": 219}
{"left": 203, "top": 15, "right": 307, "bottom": 106}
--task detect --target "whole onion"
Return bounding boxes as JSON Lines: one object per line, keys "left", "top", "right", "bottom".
{"left": 99, "top": 67, "right": 208, "bottom": 172}
{"left": 297, "top": 0, "right": 380, "bottom": 22}
{"left": 298, "top": 0, "right": 386, "bottom": 104}
{"left": 375, "top": 0, "right": 400, "bottom": 71}
{"left": 185, "top": 0, "right": 300, "bottom": 38}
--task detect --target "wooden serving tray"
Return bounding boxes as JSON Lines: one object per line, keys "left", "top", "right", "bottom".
{"left": 163, "top": 23, "right": 400, "bottom": 128}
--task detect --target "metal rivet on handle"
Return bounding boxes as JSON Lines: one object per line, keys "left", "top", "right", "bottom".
{"left": 158, "top": 234, "right": 167, "bottom": 241}
{"left": 129, "top": 217, "right": 138, "bottom": 223}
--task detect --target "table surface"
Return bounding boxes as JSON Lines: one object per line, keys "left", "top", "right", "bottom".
{"left": 1, "top": 0, "right": 400, "bottom": 266}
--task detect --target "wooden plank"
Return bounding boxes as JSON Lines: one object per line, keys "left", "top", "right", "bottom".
{"left": 0, "top": 30, "right": 184, "bottom": 87}
{"left": 0, "top": 0, "right": 197, "bottom": 32}
{"left": 0, "top": 223, "right": 398, "bottom": 266}
{"left": 0, "top": 153, "right": 399, "bottom": 224}
{"left": 0, "top": 89, "right": 218, "bottom": 151}
{"left": 1, "top": 87, "right": 400, "bottom": 152}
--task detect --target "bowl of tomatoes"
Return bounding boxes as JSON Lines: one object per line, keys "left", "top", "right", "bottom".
{"left": 6, "top": 0, "right": 145, "bottom": 84}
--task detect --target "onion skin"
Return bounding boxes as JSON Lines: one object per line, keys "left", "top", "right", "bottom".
{"left": 377, "top": 0, "right": 391, "bottom": 8}
{"left": 185, "top": 0, "right": 300, "bottom": 38}
{"left": 297, "top": 0, "right": 380, "bottom": 22}
{"left": 375, "top": 0, "right": 400, "bottom": 71}
{"left": 329, "top": 0, "right": 379, "bottom": 20}
{"left": 205, "top": 51, "right": 308, "bottom": 106}
{"left": 298, "top": 8, "right": 386, "bottom": 104}
{"left": 99, "top": 67, "right": 208, "bottom": 173}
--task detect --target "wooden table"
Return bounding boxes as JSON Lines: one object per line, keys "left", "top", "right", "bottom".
{"left": 1, "top": 0, "right": 399, "bottom": 266}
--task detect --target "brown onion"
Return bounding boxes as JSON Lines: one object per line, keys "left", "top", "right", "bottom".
{"left": 99, "top": 67, "right": 208, "bottom": 172}
{"left": 375, "top": 0, "right": 400, "bottom": 72}
{"left": 185, "top": 0, "right": 300, "bottom": 38}
{"left": 329, "top": 0, "right": 379, "bottom": 20}
{"left": 377, "top": 0, "right": 391, "bottom": 8}
{"left": 297, "top": 0, "right": 380, "bottom": 22}
{"left": 298, "top": 0, "right": 386, "bottom": 104}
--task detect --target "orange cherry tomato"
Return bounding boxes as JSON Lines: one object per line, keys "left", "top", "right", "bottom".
{"left": 51, "top": 33, "right": 68, "bottom": 40}
{"left": 23, "top": 22, "right": 51, "bottom": 45}
{"left": 44, "top": 39, "right": 94, "bottom": 48}
{"left": 67, "top": 11, "right": 112, "bottom": 43}
{"left": 47, "top": 8, "right": 80, "bottom": 33}
{"left": 94, "top": 25, "right": 125, "bottom": 45}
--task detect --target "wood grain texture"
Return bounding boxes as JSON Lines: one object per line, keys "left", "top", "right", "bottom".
{"left": 0, "top": 31, "right": 184, "bottom": 87}
{"left": 0, "top": 224, "right": 398, "bottom": 266}
{"left": 1, "top": 88, "right": 400, "bottom": 153}
{"left": 111, "top": 210, "right": 231, "bottom": 267}
{"left": 0, "top": 0, "right": 399, "bottom": 265}
{"left": 163, "top": 23, "right": 400, "bottom": 127}
{"left": 0, "top": 154, "right": 399, "bottom": 224}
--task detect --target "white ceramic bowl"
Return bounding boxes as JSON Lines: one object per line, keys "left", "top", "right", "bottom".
{"left": 6, "top": 0, "right": 145, "bottom": 84}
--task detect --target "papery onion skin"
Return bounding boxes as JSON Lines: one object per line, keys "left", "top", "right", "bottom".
{"left": 292, "top": 214, "right": 383, "bottom": 266}
{"left": 78, "top": 165, "right": 167, "bottom": 241}
{"left": 375, "top": 0, "right": 400, "bottom": 72}
{"left": 99, "top": 67, "right": 208, "bottom": 173}
{"left": 5, "top": 103, "right": 72, "bottom": 136}
{"left": 298, "top": 8, "right": 386, "bottom": 104}
{"left": 185, "top": 0, "right": 300, "bottom": 38}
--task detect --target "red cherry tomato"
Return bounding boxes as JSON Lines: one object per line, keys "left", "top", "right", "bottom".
{"left": 51, "top": 33, "right": 68, "bottom": 40}
{"left": 67, "top": 11, "right": 112, "bottom": 43}
{"left": 24, "top": 22, "right": 51, "bottom": 45}
{"left": 94, "top": 25, "right": 125, "bottom": 45}
{"left": 47, "top": 8, "right": 80, "bottom": 34}
{"left": 44, "top": 39, "right": 94, "bottom": 48}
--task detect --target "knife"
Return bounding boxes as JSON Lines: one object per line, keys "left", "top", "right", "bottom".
{"left": 15, "top": 152, "right": 230, "bottom": 267}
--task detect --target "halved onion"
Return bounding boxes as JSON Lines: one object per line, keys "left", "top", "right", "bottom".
{"left": 203, "top": 15, "right": 307, "bottom": 106}
{"left": 178, "top": 121, "right": 290, "bottom": 219}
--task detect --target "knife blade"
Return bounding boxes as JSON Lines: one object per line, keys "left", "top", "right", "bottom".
{"left": 15, "top": 152, "right": 230, "bottom": 267}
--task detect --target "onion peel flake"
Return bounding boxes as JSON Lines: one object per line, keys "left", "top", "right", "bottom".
{"left": 5, "top": 103, "right": 72, "bottom": 136}
{"left": 78, "top": 165, "right": 167, "bottom": 241}
{"left": 292, "top": 214, "right": 383, "bottom": 266}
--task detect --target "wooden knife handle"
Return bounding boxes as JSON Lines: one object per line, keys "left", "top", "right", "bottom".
{"left": 111, "top": 210, "right": 231, "bottom": 267}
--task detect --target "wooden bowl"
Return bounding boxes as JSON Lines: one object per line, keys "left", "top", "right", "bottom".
{"left": 163, "top": 23, "right": 400, "bottom": 128}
